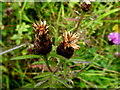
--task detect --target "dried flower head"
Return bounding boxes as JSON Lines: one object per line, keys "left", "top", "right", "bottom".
{"left": 57, "top": 31, "right": 80, "bottom": 59}
{"left": 62, "top": 31, "right": 80, "bottom": 50}
{"left": 4, "top": 7, "right": 13, "bottom": 16}
{"left": 80, "top": 0, "right": 93, "bottom": 12}
{"left": 32, "top": 21, "right": 49, "bottom": 39}
{"left": 32, "top": 21, "right": 52, "bottom": 55}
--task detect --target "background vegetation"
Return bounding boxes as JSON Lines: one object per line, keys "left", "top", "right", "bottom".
{"left": 1, "top": 1, "right": 120, "bottom": 89}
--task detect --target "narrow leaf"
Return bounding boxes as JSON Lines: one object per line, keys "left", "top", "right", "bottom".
{"left": 34, "top": 80, "right": 47, "bottom": 88}
{"left": 33, "top": 72, "right": 52, "bottom": 79}
{"left": 10, "top": 55, "right": 41, "bottom": 60}
{"left": 57, "top": 79, "right": 73, "bottom": 88}
{"left": 97, "top": 8, "right": 120, "bottom": 21}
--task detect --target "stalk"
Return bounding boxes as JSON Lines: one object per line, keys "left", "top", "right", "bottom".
{"left": 19, "top": 1, "right": 27, "bottom": 25}
{"left": 53, "top": 59, "right": 63, "bottom": 73}
{"left": 43, "top": 55, "right": 53, "bottom": 72}
{"left": 73, "top": 14, "right": 84, "bottom": 33}
{"left": 0, "top": 44, "right": 26, "bottom": 55}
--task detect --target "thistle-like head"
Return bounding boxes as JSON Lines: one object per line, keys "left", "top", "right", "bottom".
{"left": 62, "top": 31, "right": 80, "bottom": 50}
{"left": 32, "top": 20, "right": 52, "bottom": 55}
{"left": 80, "top": 0, "right": 94, "bottom": 12}
{"left": 32, "top": 21, "right": 49, "bottom": 38}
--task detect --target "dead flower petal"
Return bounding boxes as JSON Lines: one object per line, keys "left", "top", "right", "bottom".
{"left": 62, "top": 31, "right": 80, "bottom": 49}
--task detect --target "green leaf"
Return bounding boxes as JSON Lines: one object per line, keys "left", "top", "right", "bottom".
{"left": 16, "top": 22, "right": 30, "bottom": 34}
{"left": 32, "top": 61, "right": 45, "bottom": 65}
{"left": 34, "top": 80, "right": 47, "bottom": 88}
{"left": 11, "top": 34, "right": 22, "bottom": 40}
{"left": 97, "top": 8, "right": 120, "bottom": 21}
{"left": 21, "top": 83, "right": 34, "bottom": 88}
{"left": 69, "top": 26, "right": 77, "bottom": 32}
{"left": 22, "top": 49, "right": 28, "bottom": 55}
{"left": 1, "top": 65, "right": 8, "bottom": 73}
{"left": 13, "top": 67, "right": 36, "bottom": 85}
{"left": 68, "top": 2, "right": 77, "bottom": 8}
{"left": 23, "top": 13, "right": 32, "bottom": 23}
{"left": 10, "top": 55, "right": 41, "bottom": 60}
{"left": 24, "top": 2, "right": 34, "bottom": 10}
{"left": 33, "top": 72, "right": 52, "bottom": 79}
{"left": 16, "top": 39, "right": 21, "bottom": 45}
{"left": 57, "top": 79, "right": 73, "bottom": 88}
{"left": 0, "top": 40, "right": 5, "bottom": 47}
{"left": 3, "top": 75, "right": 9, "bottom": 88}
{"left": 36, "top": 81, "right": 50, "bottom": 88}
{"left": 69, "top": 59, "right": 90, "bottom": 64}
{"left": 37, "top": 76, "right": 49, "bottom": 82}
{"left": 47, "top": 60, "right": 57, "bottom": 66}
{"left": 102, "top": 20, "right": 119, "bottom": 23}
{"left": 49, "top": 51, "right": 63, "bottom": 59}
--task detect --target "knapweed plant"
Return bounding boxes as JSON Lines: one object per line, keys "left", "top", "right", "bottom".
{"left": 32, "top": 21, "right": 52, "bottom": 55}
{"left": 2, "top": 1, "right": 120, "bottom": 89}
{"left": 30, "top": 20, "right": 80, "bottom": 73}
{"left": 57, "top": 31, "right": 80, "bottom": 59}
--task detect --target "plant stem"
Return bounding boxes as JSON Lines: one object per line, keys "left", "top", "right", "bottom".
{"left": 63, "top": 60, "right": 67, "bottom": 78}
{"left": 19, "top": 1, "right": 27, "bottom": 25}
{"left": 0, "top": 44, "right": 26, "bottom": 55}
{"left": 53, "top": 60, "right": 63, "bottom": 73}
{"left": 43, "top": 55, "right": 64, "bottom": 73}
{"left": 73, "top": 14, "right": 84, "bottom": 33}
{"left": 43, "top": 55, "right": 53, "bottom": 72}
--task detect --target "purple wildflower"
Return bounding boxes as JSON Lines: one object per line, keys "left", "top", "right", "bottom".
{"left": 108, "top": 32, "right": 120, "bottom": 45}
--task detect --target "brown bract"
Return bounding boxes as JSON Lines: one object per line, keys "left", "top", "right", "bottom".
{"left": 56, "top": 31, "right": 80, "bottom": 59}
{"left": 32, "top": 21, "right": 49, "bottom": 39}
{"left": 62, "top": 31, "right": 80, "bottom": 50}
{"left": 32, "top": 21, "right": 52, "bottom": 55}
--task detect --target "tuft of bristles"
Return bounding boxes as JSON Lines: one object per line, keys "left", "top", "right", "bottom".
{"left": 32, "top": 21, "right": 52, "bottom": 55}
{"left": 62, "top": 31, "right": 80, "bottom": 50}
{"left": 57, "top": 31, "right": 80, "bottom": 59}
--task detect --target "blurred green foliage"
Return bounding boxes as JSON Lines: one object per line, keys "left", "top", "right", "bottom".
{"left": 1, "top": 1, "right": 120, "bottom": 89}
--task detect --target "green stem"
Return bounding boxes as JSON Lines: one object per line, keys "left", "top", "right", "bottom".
{"left": 43, "top": 55, "right": 53, "bottom": 72}
{"left": 53, "top": 59, "right": 63, "bottom": 73}
{"left": 63, "top": 60, "right": 67, "bottom": 78}
{"left": 19, "top": 1, "right": 27, "bottom": 25}
{"left": 43, "top": 55, "right": 64, "bottom": 74}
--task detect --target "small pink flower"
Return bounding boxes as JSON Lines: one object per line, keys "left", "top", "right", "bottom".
{"left": 108, "top": 32, "right": 120, "bottom": 45}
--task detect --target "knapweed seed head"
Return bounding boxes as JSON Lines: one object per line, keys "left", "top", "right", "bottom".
{"left": 57, "top": 31, "right": 80, "bottom": 59}
{"left": 80, "top": 0, "right": 93, "bottom": 12}
{"left": 62, "top": 31, "right": 80, "bottom": 50}
{"left": 32, "top": 21, "right": 52, "bottom": 55}
{"left": 4, "top": 7, "right": 13, "bottom": 16}
{"left": 32, "top": 21, "right": 49, "bottom": 39}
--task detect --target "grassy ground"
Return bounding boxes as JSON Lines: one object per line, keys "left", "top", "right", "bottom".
{"left": 1, "top": 1, "right": 120, "bottom": 89}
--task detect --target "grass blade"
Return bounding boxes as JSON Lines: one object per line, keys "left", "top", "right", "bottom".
{"left": 10, "top": 55, "right": 41, "bottom": 60}
{"left": 97, "top": 8, "right": 120, "bottom": 21}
